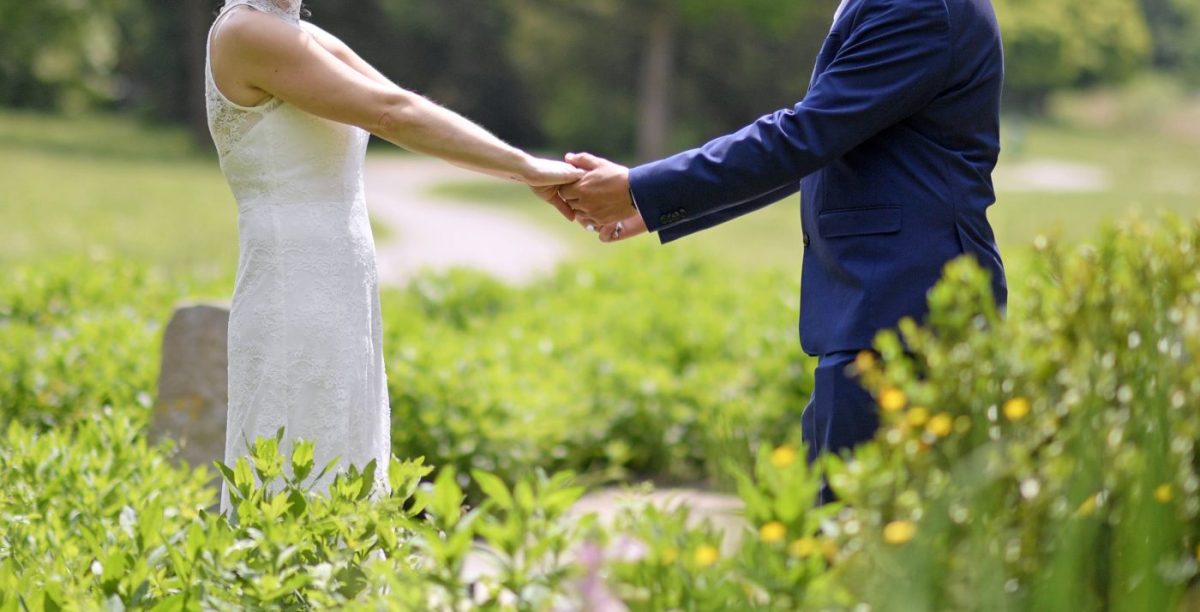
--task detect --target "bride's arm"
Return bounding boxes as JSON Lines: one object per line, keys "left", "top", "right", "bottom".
{"left": 299, "top": 22, "right": 393, "bottom": 88}
{"left": 211, "top": 10, "right": 581, "bottom": 192}
{"left": 297, "top": 23, "right": 538, "bottom": 183}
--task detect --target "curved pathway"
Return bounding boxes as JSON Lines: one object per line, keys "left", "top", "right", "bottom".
{"left": 363, "top": 155, "right": 570, "bottom": 286}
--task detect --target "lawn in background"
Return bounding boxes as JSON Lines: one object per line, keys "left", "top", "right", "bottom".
{"left": 0, "top": 111, "right": 238, "bottom": 281}
{"left": 4, "top": 80, "right": 1197, "bottom": 281}
{"left": 429, "top": 83, "right": 1200, "bottom": 271}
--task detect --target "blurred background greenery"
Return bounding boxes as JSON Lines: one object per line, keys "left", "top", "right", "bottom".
{"left": 1, "top": 0, "right": 1198, "bottom": 283}
{"left": 2, "top": 4, "right": 1199, "bottom": 605}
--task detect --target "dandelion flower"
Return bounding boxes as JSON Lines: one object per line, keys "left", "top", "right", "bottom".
{"left": 855, "top": 351, "right": 877, "bottom": 372}
{"left": 1003, "top": 398, "right": 1030, "bottom": 421}
{"left": 1154, "top": 484, "right": 1174, "bottom": 504}
{"left": 926, "top": 413, "right": 953, "bottom": 437}
{"left": 820, "top": 537, "right": 840, "bottom": 562}
{"left": 788, "top": 537, "right": 817, "bottom": 558}
{"left": 883, "top": 520, "right": 917, "bottom": 545}
{"left": 770, "top": 445, "right": 798, "bottom": 468}
{"left": 760, "top": 521, "right": 787, "bottom": 544}
{"left": 661, "top": 547, "right": 678, "bottom": 565}
{"left": 906, "top": 406, "right": 930, "bottom": 428}
{"left": 879, "top": 387, "right": 907, "bottom": 412}
{"left": 693, "top": 545, "right": 719, "bottom": 567}
{"left": 1077, "top": 494, "right": 1099, "bottom": 516}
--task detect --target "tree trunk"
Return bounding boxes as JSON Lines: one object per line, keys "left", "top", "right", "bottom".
{"left": 636, "top": 6, "right": 675, "bottom": 161}
{"left": 184, "top": 0, "right": 215, "bottom": 146}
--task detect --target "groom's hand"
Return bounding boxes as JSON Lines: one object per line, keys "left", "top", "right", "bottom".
{"left": 559, "top": 153, "right": 635, "bottom": 226}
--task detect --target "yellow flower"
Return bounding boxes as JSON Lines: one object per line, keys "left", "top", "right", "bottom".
{"left": 693, "top": 545, "right": 720, "bottom": 567}
{"left": 788, "top": 537, "right": 817, "bottom": 558}
{"left": 879, "top": 387, "right": 907, "bottom": 412}
{"left": 906, "top": 406, "right": 930, "bottom": 428}
{"left": 926, "top": 413, "right": 954, "bottom": 437}
{"left": 819, "top": 537, "right": 839, "bottom": 562}
{"left": 1154, "top": 484, "right": 1174, "bottom": 504}
{"left": 855, "top": 351, "right": 877, "bottom": 372}
{"left": 1077, "top": 494, "right": 1099, "bottom": 516}
{"left": 1003, "top": 397, "right": 1031, "bottom": 422}
{"left": 661, "top": 547, "right": 678, "bottom": 565}
{"left": 760, "top": 521, "right": 787, "bottom": 544}
{"left": 770, "top": 445, "right": 798, "bottom": 468}
{"left": 883, "top": 520, "right": 917, "bottom": 545}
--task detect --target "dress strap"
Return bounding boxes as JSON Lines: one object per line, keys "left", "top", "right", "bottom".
{"left": 221, "top": 0, "right": 301, "bottom": 24}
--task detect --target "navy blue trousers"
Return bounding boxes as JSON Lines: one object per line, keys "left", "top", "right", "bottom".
{"left": 801, "top": 351, "right": 879, "bottom": 503}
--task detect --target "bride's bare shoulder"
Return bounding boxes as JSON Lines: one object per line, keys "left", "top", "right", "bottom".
{"left": 212, "top": 6, "right": 306, "bottom": 59}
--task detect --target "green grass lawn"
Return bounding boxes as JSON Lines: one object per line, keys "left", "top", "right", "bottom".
{"left": 0, "top": 111, "right": 399, "bottom": 282}
{"left": 3, "top": 106, "right": 1196, "bottom": 283}
{"left": 0, "top": 111, "right": 239, "bottom": 281}
{"left": 430, "top": 118, "right": 1200, "bottom": 271}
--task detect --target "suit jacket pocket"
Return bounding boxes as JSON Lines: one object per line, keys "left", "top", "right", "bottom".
{"left": 818, "top": 206, "right": 903, "bottom": 238}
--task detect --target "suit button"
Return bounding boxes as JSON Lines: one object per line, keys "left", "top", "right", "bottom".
{"left": 803, "top": 232, "right": 811, "bottom": 247}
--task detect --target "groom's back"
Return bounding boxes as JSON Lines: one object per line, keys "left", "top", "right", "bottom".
{"left": 798, "top": 0, "right": 1006, "bottom": 355}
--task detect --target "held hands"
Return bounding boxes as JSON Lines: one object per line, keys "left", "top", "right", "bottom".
{"left": 561, "top": 152, "right": 647, "bottom": 243}
{"left": 559, "top": 153, "right": 636, "bottom": 226}
{"left": 525, "top": 150, "right": 647, "bottom": 242}
{"left": 522, "top": 156, "right": 586, "bottom": 221}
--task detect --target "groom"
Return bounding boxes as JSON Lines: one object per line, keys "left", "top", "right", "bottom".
{"left": 555, "top": 0, "right": 1008, "bottom": 494}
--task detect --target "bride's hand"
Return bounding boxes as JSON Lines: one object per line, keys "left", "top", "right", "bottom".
{"left": 596, "top": 212, "right": 647, "bottom": 243}
{"left": 524, "top": 156, "right": 584, "bottom": 221}
{"left": 522, "top": 156, "right": 585, "bottom": 187}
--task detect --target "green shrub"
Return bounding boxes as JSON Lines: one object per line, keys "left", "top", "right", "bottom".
{"left": 0, "top": 258, "right": 225, "bottom": 430}
{"left": 0, "top": 420, "right": 591, "bottom": 609}
{"left": 383, "top": 247, "right": 814, "bottom": 490}
{"left": 3, "top": 216, "right": 1198, "bottom": 610}
{"left": 828, "top": 215, "right": 1200, "bottom": 609}
{"left": 0, "top": 410, "right": 214, "bottom": 607}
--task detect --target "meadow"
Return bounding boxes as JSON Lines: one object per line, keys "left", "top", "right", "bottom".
{"left": 5, "top": 80, "right": 1199, "bottom": 280}
{"left": 2, "top": 97, "right": 1199, "bottom": 608}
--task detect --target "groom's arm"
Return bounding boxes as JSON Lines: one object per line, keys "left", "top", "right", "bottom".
{"left": 652, "top": 182, "right": 800, "bottom": 244}
{"left": 631, "top": 0, "right": 952, "bottom": 239}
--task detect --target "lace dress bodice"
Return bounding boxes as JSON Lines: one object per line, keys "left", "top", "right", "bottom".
{"left": 206, "top": 1, "right": 390, "bottom": 511}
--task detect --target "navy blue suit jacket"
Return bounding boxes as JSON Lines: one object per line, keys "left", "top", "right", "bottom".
{"left": 629, "top": 0, "right": 1007, "bottom": 356}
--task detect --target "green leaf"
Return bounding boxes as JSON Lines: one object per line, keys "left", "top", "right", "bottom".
{"left": 431, "top": 467, "right": 463, "bottom": 526}
{"left": 233, "top": 457, "right": 256, "bottom": 498}
{"left": 358, "top": 460, "right": 378, "bottom": 500}
{"left": 514, "top": 480, "right": 534, "bottom": 513}
{"left": 291, "top": 439, "right": 316, "bottom": 483}
{"left": 471, "top": 470, "right": 514, "bottom": 510}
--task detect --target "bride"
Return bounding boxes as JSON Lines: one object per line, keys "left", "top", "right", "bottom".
{"left": 205, "top": 0, "right": 582, "bottom": 510}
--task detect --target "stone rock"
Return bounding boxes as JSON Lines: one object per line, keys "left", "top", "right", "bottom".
{"left": 151, "top": 302, "right": 230, "bottom": 474}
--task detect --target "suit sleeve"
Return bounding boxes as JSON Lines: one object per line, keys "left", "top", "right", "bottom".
{"left": 630, "top": 0, "right": 952, "bottom": 239}
{"left": 656, "top": 181, "right": 799, "bottom": 244}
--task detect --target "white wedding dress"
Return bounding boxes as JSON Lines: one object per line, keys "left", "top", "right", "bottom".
{"left": 206, "top": 0, "right": 390, "bottom": 511}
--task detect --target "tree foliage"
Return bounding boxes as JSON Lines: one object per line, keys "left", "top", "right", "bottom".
{"left": 1141, "top": 0, "right": 1200, "bottom": 83}
{"left": 506, "top": 0, "right": 835, "bottom": 159}
{"left": 995, "top": 0, "right": 1153, "bottom": 110}
{"left": 0, "top": 0, "right": 130, "bottom": 110}
{"left": 0, "top": 0, "right": 1190, "bottom": 148}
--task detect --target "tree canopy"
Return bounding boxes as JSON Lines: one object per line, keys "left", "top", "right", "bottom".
{"left": 0, "top": 0, "right": 1182, "bottom": 153}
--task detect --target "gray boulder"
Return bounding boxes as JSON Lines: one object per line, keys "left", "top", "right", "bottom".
{"left": 151, "top": 302, "right": 230, "bottom": 474}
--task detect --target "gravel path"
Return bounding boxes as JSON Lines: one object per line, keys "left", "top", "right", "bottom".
{"left": 363, "top": 155, "right": 571, "bottom": 287}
